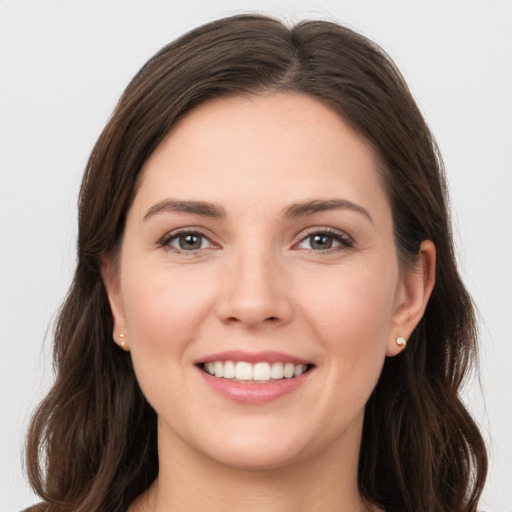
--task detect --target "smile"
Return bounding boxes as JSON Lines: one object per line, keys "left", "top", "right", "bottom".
{"left": 196, "top": 350, "right": 315, "bottom": 403}
{"left": 200, "top": 361, "right": 311, "bottom": 382}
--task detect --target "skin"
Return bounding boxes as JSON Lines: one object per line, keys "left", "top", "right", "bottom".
{"left": 103, "top": 93, "right": 435, "bottom": 512}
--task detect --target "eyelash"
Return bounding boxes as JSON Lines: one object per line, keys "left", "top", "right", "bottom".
{"left": 158, "top": 228, "right": 217, "bottom": 253}
{"left": 294, "top": 227, "right": 354, "bottom": 253}
{"left": 158, "top": 227, "right": 354, "bottom": 254}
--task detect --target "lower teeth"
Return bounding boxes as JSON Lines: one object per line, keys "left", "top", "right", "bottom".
{"left": 222, "top": 377, "right": 294, "bottom": 383}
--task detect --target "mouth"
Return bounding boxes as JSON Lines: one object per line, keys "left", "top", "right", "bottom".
{"left": 197, "top": 360, "right": 314, "bottom": 383}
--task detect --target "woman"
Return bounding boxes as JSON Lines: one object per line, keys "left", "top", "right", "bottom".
{"left": 24, "top": 14, "right": 487, "bottom": 512}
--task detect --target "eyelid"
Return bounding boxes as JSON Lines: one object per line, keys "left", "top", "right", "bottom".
{"left": 293, "top": 226, "right": 354, "bottom": 251}
{"left": 158, "top": 227, "right": 220, "bottom": 252}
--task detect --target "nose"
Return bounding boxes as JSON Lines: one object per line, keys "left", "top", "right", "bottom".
{"left": 216, "top": 248, "right": 293, "bottom": 329}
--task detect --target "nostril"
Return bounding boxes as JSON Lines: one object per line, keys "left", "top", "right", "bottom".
{"left": 225, "top": 315, "right": 280, "bottom": 326}
{"left": 227, "top": 316, "right": 278, "bottom": 322}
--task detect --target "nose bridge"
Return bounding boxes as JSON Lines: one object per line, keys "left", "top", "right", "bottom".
{"left": 218, "top": 239, "right": 292, "bottom": 327}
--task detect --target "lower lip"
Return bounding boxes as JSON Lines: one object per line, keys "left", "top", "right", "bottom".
{"left": 197, "top": 367, "right": 312, "bottom": 404}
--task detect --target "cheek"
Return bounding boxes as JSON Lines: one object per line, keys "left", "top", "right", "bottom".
{"left": 274, "top": 260, "right": 399, "bottom": 452}
{"left": 119, "top": 263, "right": 220, "bottom": 388}
{"left": 304, "top": 259, "right": 397, "bottom": 338}
{"left": 299, "top": 258, "right": 398, "bottom": 380}
{"left": 119, "top": 264, "right": 220, "bottom": 413}
{"left": 121, "top": 263, "right": 214, "bottom": 340}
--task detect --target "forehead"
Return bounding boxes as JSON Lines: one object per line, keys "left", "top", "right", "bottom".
{"left": 133, "top": 93, "right": 390, "bottom": 221}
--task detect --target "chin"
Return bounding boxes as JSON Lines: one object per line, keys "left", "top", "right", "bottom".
{"left": 186, "top": 416, "right": 343, "bottom": 472}
{"left": 204, "top": 438, "right": 309, "bottom": 471}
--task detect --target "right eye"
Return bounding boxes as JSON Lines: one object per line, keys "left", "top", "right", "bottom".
{"left": 160, "top": 230, "right": 215, "bottom": 253}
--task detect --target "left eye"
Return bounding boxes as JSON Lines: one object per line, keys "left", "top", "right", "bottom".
{"left": 297, "top": 232, "right": 350, "bottom": 251}
{"left": 165, "top": 232, "right": 212, "bottom": 251}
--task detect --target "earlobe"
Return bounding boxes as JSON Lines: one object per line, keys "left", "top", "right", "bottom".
{"left": 101, "top": 258, "right": 129, "bottom": 349}
{"left": 386, "top": 240, "right": 436, "bottom": 357}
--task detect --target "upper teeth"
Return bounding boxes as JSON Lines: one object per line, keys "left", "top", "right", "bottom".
{"left": 203, "top": 361, "right": 308, "bottom": 381}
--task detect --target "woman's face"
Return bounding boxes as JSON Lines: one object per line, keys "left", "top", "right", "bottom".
{"left": 104, "top": 93, "right": 431, "bottom": 470}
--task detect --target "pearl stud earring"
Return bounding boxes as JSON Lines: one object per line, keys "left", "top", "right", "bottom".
{"left": 396, "top": 336, "right": 407, "bottom": 348}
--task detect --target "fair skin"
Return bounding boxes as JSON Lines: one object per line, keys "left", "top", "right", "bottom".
{"left": 103, "top": 93, "right": 435, "bottom": 512}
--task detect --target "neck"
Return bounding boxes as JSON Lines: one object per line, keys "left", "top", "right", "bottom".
{"left": 131, "top": 417, "right": 372, "bottom": 512}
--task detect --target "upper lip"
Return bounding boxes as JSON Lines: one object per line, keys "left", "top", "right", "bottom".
{"left": 195, "top": 350, "right": 312, "bottom": 366}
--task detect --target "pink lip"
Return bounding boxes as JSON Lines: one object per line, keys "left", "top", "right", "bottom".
{"left": 197, "top": 367, "right": 313, "bottom": 405}
{"left": 195, "top": 350, "right": 311, "bottom": 365}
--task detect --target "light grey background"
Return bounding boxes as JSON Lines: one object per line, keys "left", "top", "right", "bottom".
{"left": 1, "top": 1, "right": 511, "bottom": 511}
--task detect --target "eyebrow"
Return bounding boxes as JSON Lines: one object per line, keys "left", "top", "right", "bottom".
{"left": 143, "top": 199, "right": 226, "bottom": 220}
{"left": 143, "top": 198, "right": 373, "bottom": 224}
{"left": 282, "top": 199, "right": 374, "bottom": 225}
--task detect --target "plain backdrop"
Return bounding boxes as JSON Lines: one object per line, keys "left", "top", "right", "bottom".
{"left": 1, "top": 1, "right": 511, "bottom": 511}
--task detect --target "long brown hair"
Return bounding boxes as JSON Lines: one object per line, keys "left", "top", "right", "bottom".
{"left": 26, "top": 14, "right": 487, "bottom": 512}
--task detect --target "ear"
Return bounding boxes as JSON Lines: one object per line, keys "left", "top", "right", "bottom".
{"left": 386, "top": 240, "right": 436, "bottom": 356}
{"left": 101, "top": 258, "right": 129, "bottom": 351}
